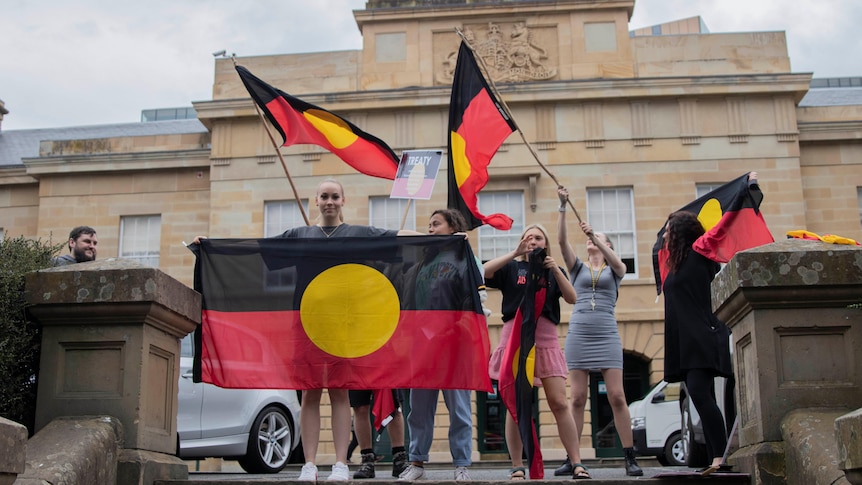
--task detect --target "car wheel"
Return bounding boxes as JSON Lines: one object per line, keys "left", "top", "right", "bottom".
{"left": 237, "top": 405, "right": 293, "bottom": 474}
{"left": 662, "top": 432, "right": 686, "bottom": 467}
{"left": 681, "top": 398, "right": 708, "bottom": 467}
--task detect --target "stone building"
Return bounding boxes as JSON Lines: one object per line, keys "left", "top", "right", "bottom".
{"left": 1, "top": 0, "right": 860, "bottom": 465}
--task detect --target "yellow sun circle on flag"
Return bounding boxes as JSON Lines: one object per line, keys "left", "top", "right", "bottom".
{"left": 304, "top": 109, "right": 359, "bottom": 149}
{"left": 511, "top": 347, "right": 536, "bottom": 387}
{"left": 300, "top": 263, "right": 400, "bottom": 358}
{"left": 697, "top": 198, "right": 723, "bottom": 231}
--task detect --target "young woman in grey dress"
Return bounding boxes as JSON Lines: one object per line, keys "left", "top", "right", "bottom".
{"left": 555, "top": 187, "right": 642, "bottom": 477}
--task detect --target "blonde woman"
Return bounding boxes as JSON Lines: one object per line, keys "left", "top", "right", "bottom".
{"left": 484, "top": 224, "right": 590, "bottom": 480}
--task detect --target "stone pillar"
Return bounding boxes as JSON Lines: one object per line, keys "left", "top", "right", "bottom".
{"left": 712, "top": 239, "right": 862, "bottom": 484}
{"left": 24, "top": 258, "right": 200, "bottom": 454}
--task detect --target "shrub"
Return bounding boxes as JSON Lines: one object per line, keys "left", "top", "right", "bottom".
{"left": 0, "top": 236, "right": 63, "bottom": 435}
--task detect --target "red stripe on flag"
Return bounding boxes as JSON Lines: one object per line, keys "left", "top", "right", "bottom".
{"left": 453, "top": 88, "right": 516, "bottom": 230}
{"left": 693, "top": 208, "right": 773, "bottom": 263}
{"left": 200, "top": 309, "right": 491, "bottom": 392}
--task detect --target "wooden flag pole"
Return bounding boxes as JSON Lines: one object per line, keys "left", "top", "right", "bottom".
{"left": 399, "top": 198, "right": 414, "bottom": 231}
{"left": 231, "top": 55, "right": 310, "bottom": 226}
{"left": 454, "top": 29, "right": 583, "bottom": 224}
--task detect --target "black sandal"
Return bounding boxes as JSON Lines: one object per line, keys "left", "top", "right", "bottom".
{"left": 509, "top": 467, "right": 526, "bottom": 480}
{"left": 572, "top": 463, "right": 591, "bottom": 480}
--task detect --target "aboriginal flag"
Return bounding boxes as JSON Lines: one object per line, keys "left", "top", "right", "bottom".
{"left": 236, "top": 65, "right": 399, "bottom": 180}
{"left": 192, "top": 235, "right": 491, "bottom": 392}
{"left": 447, "top": 43, "right": 516, "bottom": 230}
{"left": 652, "top": 173, "right": 774, "bottom": 295}
{"left": 499, "top": 248, "right": 546, "bottom": 479}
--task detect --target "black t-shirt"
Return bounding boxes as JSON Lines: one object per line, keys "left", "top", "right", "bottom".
{"left": 485, "top": 259, "right": 564, "bottom": 323}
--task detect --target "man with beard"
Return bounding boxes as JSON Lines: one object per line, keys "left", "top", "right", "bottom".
{"left": 51, "top": 226, "right": 98, "bottom": 266}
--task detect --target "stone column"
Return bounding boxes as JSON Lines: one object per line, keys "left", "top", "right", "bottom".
{"left": 25, "top": 258, "right": 200, "bottom": 454}
{"left": 712, "top": 239, "right": 862, "bottom": 484}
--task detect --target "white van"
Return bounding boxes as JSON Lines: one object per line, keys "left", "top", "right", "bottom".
{"left": 629, "top": 380, "right": 686, "bottom": 466}
{"left": 629, "top": 378, "right": 736, "bottom": 468}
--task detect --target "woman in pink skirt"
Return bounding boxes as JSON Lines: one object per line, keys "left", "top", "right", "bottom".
{"left": 484, "top": 224, "right": 590, "bottom": 480}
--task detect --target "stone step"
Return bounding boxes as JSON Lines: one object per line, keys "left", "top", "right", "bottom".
{"left": 158, "top": 459, "right": 751, "bottom": 484}
{"left": 157, "top": 478, "right": 750, "bottom": 485}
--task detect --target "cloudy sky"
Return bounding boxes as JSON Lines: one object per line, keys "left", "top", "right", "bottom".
{"left": 3, "top": 0, "right": 859, "bottom": 131}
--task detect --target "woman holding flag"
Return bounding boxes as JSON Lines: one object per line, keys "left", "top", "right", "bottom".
{"left": 194, "top": 177, "right": 419, "bottom": 481}
{"left": 554, "top": 187, "right": 642, "bottom": 477}
{"left": 659, "top": 173, "right": 762, "bottom": 475}
{"left": 399, "top": 208, "right": 487, "bottom": 482}
{"left": 484, "top": 225, "right": 590, "bottom": 480}
{"left": 278, "top": 178, "right": 423, "bottom": 481}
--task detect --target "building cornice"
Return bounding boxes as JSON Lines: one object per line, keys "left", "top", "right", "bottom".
{"left": 0, "top": 166, "right": 37, "bottom": 186}
{"left": 797, "top": 121, "right": 862, "bottom": 142}
{"left": 354, "top": 0, "right": 635, "bottom": 30}
{"left": 22, "top": 149, "right": 211, "bottom": 176}
{"left": 194, "top": 72, "right": 813, "bottom": 124}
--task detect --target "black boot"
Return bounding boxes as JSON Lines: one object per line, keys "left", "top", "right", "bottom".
{"left": 554, "top": 456, "right": 573, "bottom": 476}
{"left": 354, "top": 452, "right": 376, "bottom": 479}
{"left": 624, "top": 447, "right": 643, "bottom": 476}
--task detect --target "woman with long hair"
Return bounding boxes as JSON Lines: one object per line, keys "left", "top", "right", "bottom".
{"left": 484, "top": 224, "right": 591, "bottom": 480}
{"left": 659, "top": 172, "right": 759, "bottom": 475}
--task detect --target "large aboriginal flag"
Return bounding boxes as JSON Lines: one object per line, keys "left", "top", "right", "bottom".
{"left": 236, "top": 65, "right": 399, "bottom": 180}
{"left": 498, "top": 248, "right": 546, "bottom": 479}
{"left": 191, "top": 235, "right": 491, "bottom": 392}
{"left": 447, "top": 43, "right": 516, "bottom": 230}
{"left": 652, "top": 173, "right": 774, "bottom": 295}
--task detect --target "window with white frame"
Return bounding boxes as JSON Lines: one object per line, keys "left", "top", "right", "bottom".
{"left": 120, "top": 215, "right": 161, "bottom": 267}
{"left": 586, "top": 187, "right": 636, "bottom": 275}
{"left": 264, "top": 199, "right": 310, "bottom": 237}
{"left": 696, "top": 183, "right": 725, "bottom": 200}
{"left": 477, "top": 191, "right": 525, "bottom": 262}
{"left": 369, "top": 197, "right": 416, "bottom": 231}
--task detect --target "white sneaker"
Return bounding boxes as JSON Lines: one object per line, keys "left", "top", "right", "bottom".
{"left": 398, "top": 464, "right": 427, "bottom": 480}
{"left": 454, "top": 466, "right": 471, "bottom": 481}
{"left": 327, "top": 461, "right": 350, "bottom": 481}
{"left": 299, "top": 462, "right": 318, "bottom": 481}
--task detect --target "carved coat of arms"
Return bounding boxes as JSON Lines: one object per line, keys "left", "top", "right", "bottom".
{"left": 438, "top": 22, "right": 557, "bottom": 84}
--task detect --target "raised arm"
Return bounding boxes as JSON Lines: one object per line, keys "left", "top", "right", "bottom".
{"left": 484, "top": 233, "right": 532, "bottom": 279}
{"left": 556, "top": 187, "right": 577, "bottom": 271}
{"left": 581, "top": 221, "right": 627, "bottom": 278}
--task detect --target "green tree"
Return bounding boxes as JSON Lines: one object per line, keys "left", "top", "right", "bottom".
{"left": 0, "top": 236, "right": 63, "bottom": 435}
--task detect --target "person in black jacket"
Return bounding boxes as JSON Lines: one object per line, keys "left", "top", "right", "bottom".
{"left": 660, "top": 199, "right": 739, "bottom": 476}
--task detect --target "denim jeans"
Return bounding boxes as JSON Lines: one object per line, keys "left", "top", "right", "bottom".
{"left": 407, "top": 389, "right": 473, "bottom": 466}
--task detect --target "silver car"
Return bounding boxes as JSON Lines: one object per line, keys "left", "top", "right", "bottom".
{"left": 176, "top": 335, "right": 302, "bottom": 473}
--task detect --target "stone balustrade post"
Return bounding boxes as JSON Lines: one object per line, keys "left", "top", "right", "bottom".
{"left": 712, "top": 239, "right": 862, "bottom": 484}
{"left": 24, "top": 258, "right": 200, "bottom": 479}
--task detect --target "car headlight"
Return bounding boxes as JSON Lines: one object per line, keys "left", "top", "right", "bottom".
{"left": 631, "top": 417, "right": 645, "bottom": 429}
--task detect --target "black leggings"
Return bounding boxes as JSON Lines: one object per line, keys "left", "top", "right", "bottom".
{"left": 685, "top": 369, "right": 727, "bottom": 461}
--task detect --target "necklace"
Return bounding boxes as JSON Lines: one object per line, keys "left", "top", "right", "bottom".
{"left": 318, "top": 224, "right": 342, "bottom": 238}
{"left": 588, "top": 262, "right": 606, "bottom": 311}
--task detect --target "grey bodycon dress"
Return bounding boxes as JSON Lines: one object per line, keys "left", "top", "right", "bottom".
{"left": 564, "top": 257, "right": 623, "bottom": 370}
